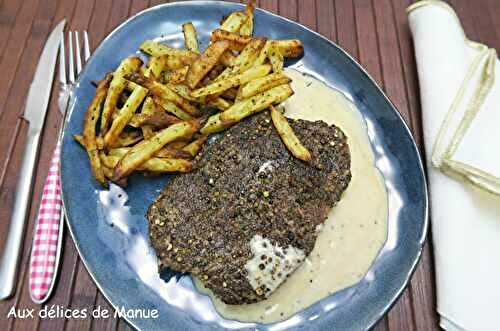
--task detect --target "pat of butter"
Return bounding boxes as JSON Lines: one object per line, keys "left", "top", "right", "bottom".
{"left": 245, "top": 235, "right": 305, "bottom": 297}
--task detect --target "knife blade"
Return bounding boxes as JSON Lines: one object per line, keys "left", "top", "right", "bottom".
{"left": 0, "top": 19, "right": 65, "bottom": 300}
{"left": 24, "top": 20, "right": 66, "bottom": 129}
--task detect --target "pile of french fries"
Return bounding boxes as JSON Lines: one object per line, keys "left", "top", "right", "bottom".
{"left": 76, "top": 0, "right": 311, "bottom": 187}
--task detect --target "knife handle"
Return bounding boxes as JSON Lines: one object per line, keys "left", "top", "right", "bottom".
{"left": 0, "top": 128, "right": 41, "bottom": 300}
{"left": 28, "top": 143, "right": 63, "bottom": 303}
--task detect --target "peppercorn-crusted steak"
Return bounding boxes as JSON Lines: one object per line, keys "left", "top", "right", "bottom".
{"left": 147, "top": 112, "right": 351, "bottom": 305}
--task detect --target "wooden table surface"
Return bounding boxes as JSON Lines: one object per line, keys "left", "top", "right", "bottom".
{"left": 0, "top": 0, "right": 498, "bottom": 330}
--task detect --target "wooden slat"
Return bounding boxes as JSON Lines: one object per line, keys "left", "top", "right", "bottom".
{"left": 91, "top": 293, "right": 119, "bottom": 331}
{"left": 449, "top": 0, "right": 478, "bottom": 41}
{"left": 87, "top": 0, "right": 114, "bottom": 50}
{"left": 353, "top": 0, "right": 382, "bottom": 85}
{"left": 117, "top": 318, "right": 134, "bottom": 331}
{"left": 315, "top": 0, "right": 337, "bottom": 42}
{"left": 278, "top": 0, "right": 297, "bottom": 20}
{"left": 65, "top": 262, "right": 99, "bottom": 331}
{"left": 298, "top": 0, "right": 316, "bottom": 30}
{"left": 149, "top": 0, "right": 167, "bottom": 7}
{"left": 0, "top": 0, "right": 43, "bottom": 183}
{"left": 486, "top": 0, "right": 500, "bottom": 45}
{"left": 466, "top": 1, "right": 498, "bottom": 47}
{"left": 106, "top": 0, "right": 132, "bottom": 33}
{"left": 258, "top": 0, "right": 278, "bottom": 13}
{"left": 335, "top": 0, "right": 358, "bottom": 58}
{"left": 130, "top": 0, "right": 150, "bottom": 18}
{"left": 0, "top": 0, "right": 24, "bottom": 59}
{"left": 0, "top": 0, "right": 41, "bottom": 118}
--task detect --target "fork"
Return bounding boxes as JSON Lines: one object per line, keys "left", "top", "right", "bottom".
{"left": 28, "top": 31, "right": 91, "bottom": 304}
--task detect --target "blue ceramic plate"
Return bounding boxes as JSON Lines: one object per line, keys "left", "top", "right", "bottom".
{"left": 61, "top": 2, "right": 428, "bottom": 330}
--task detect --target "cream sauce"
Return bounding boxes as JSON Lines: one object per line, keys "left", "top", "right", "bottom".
{"left": 195, "top": 69, "right": 389, "bottom": 323}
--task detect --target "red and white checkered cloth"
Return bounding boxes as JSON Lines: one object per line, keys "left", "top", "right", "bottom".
{"left": 28, "top": 143, "right": 62, "bottom": 303}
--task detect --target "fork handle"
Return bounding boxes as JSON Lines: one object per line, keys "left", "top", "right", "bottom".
{"left": 28, "top": 143, "right": 64, "bottom": 303}
{"left": 0, "top": 127, "right": 41, "bottom": 300}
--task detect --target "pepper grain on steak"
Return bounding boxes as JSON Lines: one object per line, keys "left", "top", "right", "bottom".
{"left": 147, "top": 111, "right": 351, "bottom": 304}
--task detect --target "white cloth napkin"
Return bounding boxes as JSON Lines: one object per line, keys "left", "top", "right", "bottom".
{"left": 408, "top": 1, "right": 500, "bottom": 330}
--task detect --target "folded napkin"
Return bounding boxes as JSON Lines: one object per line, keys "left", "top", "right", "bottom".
{"left": 408, "top": 1, "right": 500, "bottom": 330}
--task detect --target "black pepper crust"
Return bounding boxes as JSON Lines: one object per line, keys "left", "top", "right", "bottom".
{"left": 147, "top": 112, "right": 351, "bottom": 304}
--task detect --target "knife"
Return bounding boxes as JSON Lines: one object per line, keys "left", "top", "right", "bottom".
{"left": 0, "top": 20, "right": 65, "bottom": 300}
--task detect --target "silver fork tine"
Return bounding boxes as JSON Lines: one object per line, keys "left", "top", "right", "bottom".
{"left": 83, "top": 31, "right": 90, "bottom": 62}
{"left": 68, "top": 31, "right": 75, "bottom": 83}
{"left": 59, "top": 31, "right": 66, "bottom": 85}
{"left": 75, "top": 31, "right": 82, "bottom": 74}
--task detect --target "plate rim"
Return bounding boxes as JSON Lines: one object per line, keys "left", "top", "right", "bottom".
{"left": 61, "top": 1, "right": 429, "bottom": 330}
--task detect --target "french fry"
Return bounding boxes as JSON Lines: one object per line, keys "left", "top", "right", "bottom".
{"left": 104, "top": 85, "right": 148, "bottom": 147}
{"left": 182, "top": 135, "right": 208, "bottom": 157}
{"left": 254, "top": 39, "right": 304, "bottom": 67}
{"left": 107, "top": 147, "right": 130, "bottom": 158}
{"left": 141, "top": 158, "right": 193, "bottom": 172}
{"left": 101, "top": 165, "right": 114, "bottom": 179}
{"left": 268, "top": 41, "right": 284, "bottom": 73}
{"left": 127, "top": 72, "right": 200, "bottom": 116}
{"left": 273, "top": 39, "right": 304, "bottom": 58}
{"left": 116, "top": 131, "right": 143, "bottom": 147}
{"left": 154, "top": 97, "right": 193, "bottom": 120}
{"left": 166, "top": 140, "right": 190, "bottom": 149}
{"left": 220, "top": 51, "right": 236, "bottom": 67}
{"left": 101, "top": 57, "right": 142, "bottom": 134}
{"left": 182, "top": 22, "right": 199, "bottom": 53}
{"left": 210, "top": 29, "right": 252, "bottom": 51}
{"left": 207, "top": 97, "right": 232, "bottom": 111}
{"left": 145, "top": 55, "right": 168, "bottom": 79}
{"left": 166, "top": 83, "right": 198, "bottom": 102}
{"left": 139, "top": 97, "right": 156, "bottom": 139}
{"left": 109, "top": 145, "right": 191, "bottom": 159}
{"left": 185, "top": 40, "right": 230, "bottom": 89}
{"left": 163, "top": 56, "right": 197, "bottom": 71}
{"left": 254, "top": 40, "right": 271, "bottom": 66}
{"left": 83, "top": 74, "right": 112, "bottom": 185}
{"left": 168, "top": 66, "right": 189, "bottom": 84}
{"left": 113, "top": 117, "right": 205, "bottom": 180}
{"left": 220, "top": 11, "right": 248, "bottom": 32}
{"left": 129, "top": 111, "right": 182, "bottom": 128}
{"left": 125, "top": 80, "right": 140, "bottom": 92}
{"left": 220, "top": 84, "right": 293, "bottom": 123}
{"left": 200, "top": 83, "right": 293, "bottom": 134}
{"left": 97, "top": 136, "right": 104, "bottom": 150}
{"left": 74, "top": 134, "right": 85, "bottom": 147}
{"left": 215, "top": 37, "right": 266, "bottom": 82}
{"left": 237, "top": 72, "right": 291, "bottom": 100}
{"left": 191, "top": 64, "right": 271, "bottom": 98}
{"left": 140, "top": 40, "right": 199, "bottom": 62}
{"left": 102, "top": 153, "right": 192, "bottom": 173}
{"left": 155, "top": 146, "right": 192, "bottom": 159}
{"left": 239, "top": 0, "right": 255, "bottom": 36}
{"left": 270, "top": 105, "right": 311, "bottom": 161}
